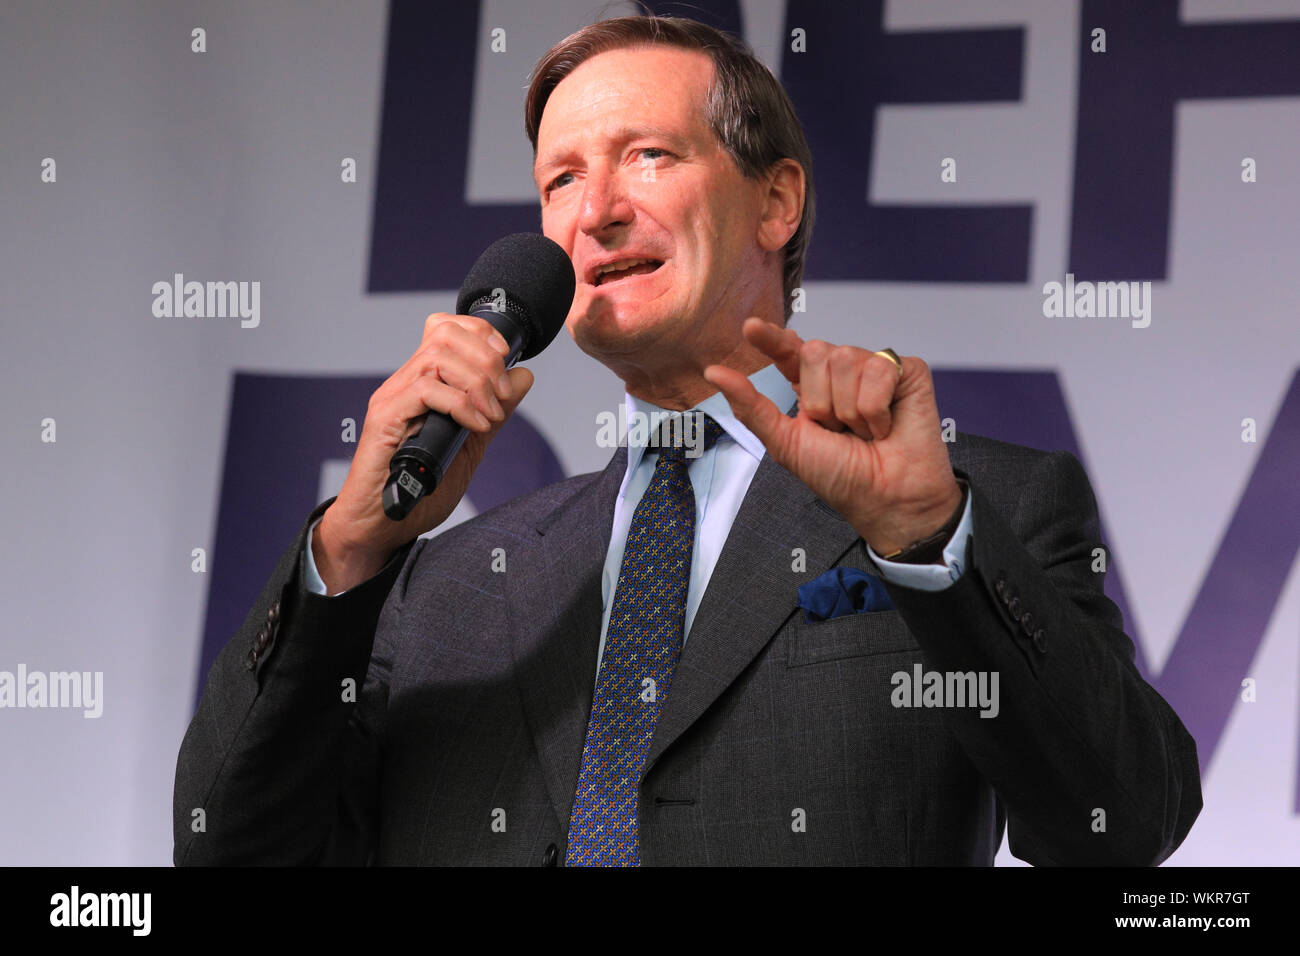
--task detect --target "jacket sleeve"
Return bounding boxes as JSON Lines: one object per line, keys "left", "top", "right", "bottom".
{"left": 173, "top": 497, "right": 422, "bottom": 865}
{"left": 881, "top": 452, "right": 1203, "bottom": 866}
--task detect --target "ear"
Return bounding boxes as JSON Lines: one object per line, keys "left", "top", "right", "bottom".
{"left": 756, "top": 159, "right": 805, "bottom": 253}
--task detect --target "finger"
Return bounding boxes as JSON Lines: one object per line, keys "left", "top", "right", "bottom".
{"left": 464, "top": 366, "right": 535, "bottom": 445}
{"left": 420, "top": 312, "right": 511, "bottom": 358}
{"left": 410, "top": 321, "right": 511, "bottom": 401}
{"left": 400, "top": 365, "right": 534, "bottom": 446}
{"left": 497, "top": 366, "right": 534, "bottom": 417}
{"left": 858, "top": 351, "right": 902, "bottom": 440}
{"left": 741, "top": 317, "right": 803, "bottom": 385}
{"left": 416, "top": 349, "right": 506, "bottom": 424}
{"left": 420, "top": 311, "right": 510, "bottom": 357}
{"left": 796, "top": 339, "right": 844, "bottom": 431}
{"left": 827, "top": 346, "right": 872, "bottom": 441}
{"left": 407, "top": 378, "right": 494, "bottom": 434}
{"left": 703, "top": 364, "right": 795, "bottom": 466}
{"left": 890, "top": 355, "right": 942, "bottom": 436}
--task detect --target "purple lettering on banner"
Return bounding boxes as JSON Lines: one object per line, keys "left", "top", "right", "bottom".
{"left": 1152, "top": 371, "right": 1300, "bottom": 811}
{"left": 371, "top": 2, "right": 1300, "bottom": 290}
{"left": 1070, "top": 0, "right": 1300, "bottom": 280}
{"left": 780, "top": 0, "right": 1030, "bottom": 281}
{"left": 368, "top": 0, "right": 529, "bottom": 291}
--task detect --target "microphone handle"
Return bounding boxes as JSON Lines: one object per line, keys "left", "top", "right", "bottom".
{"left": 382, "top": 305, "right": 528, "bottom": 521}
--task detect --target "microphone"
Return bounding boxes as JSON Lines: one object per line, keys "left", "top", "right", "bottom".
{"left": 382, "top": 233, "right": 575, "bottom": 521}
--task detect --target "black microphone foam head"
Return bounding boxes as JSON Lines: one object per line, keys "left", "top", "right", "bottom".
{"left": 455, "top": 233, "right": 576, "bottom": 361}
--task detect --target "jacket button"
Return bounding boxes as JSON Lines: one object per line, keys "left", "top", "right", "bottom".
{"left": 267, "top": 600, "right": 280, "bottom": 625}
{"left": 254, "top": 625, "right": 270, "bottom": 650}
{"left": 994, "top": 576, "right": 1007, "bottom": 597}
{"left": 1032, "top": 628, "right": 1047, "bottom": 652}
{"left": 1020, "top": 611, "right": 1034, "bottom": 633}
{"left": 543, "top": 844, "right": 558, "bottom": 867}
{"left": 1007, "top": 596, "right": 1022, "bottom": 618}
{"left": 245, "top": 648, "right": 258, "bottom": 670}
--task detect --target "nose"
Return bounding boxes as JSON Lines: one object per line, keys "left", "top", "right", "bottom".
{"left": 578, "top": 165, "right": 634, "bottom": 238}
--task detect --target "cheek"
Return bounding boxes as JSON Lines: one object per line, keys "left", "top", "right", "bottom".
{"left": 540, "top": 204, "right": 576, "bottom": 252}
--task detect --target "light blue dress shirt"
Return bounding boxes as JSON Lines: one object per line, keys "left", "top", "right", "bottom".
{"left": 303, "top": 363, "right": 975, "bottom": 666}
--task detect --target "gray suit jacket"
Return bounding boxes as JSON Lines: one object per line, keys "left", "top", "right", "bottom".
{"left": 174, "top": 429, "right": 1201, "bottom": 865}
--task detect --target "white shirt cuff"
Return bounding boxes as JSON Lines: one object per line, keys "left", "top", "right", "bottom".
{"left": 867, "top": 490, "right": 974, "bottom": 592}
{"left": 303, "top": 516, "right": 346, "bottom": 596}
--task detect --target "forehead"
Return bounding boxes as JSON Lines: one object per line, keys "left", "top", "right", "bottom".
{"left": 534, "top": 45, "right": 715, "bottom": 169}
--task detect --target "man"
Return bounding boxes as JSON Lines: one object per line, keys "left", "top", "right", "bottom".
{"left": 174, "top": 15, "right": 1201, "bottom": 866}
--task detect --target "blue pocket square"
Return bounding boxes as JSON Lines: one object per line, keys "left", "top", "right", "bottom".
{"left": 797, "top": 567, "right": 894, "bottom": 623}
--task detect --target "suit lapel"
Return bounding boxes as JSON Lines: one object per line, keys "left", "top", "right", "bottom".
{"left": 644, "top": 403, "right": 864, "bottom": 774}
{"left": 504, "top": 446, "right": 625, "bottom": 831}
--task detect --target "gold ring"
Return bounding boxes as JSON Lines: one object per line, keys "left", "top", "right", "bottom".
{"left": 874, "top": 348, "right": 902, "bottom": 377}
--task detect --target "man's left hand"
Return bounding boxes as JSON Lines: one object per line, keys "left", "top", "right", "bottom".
{"left": 704, "top": 317, "right": 962, "bottom": 556}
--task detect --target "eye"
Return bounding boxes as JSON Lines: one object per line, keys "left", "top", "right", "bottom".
{"left": 637, "top": 147, "right": 670, "bottom": 162}
{"left": 546, "top": 172, "right": 574, "bottom": 193}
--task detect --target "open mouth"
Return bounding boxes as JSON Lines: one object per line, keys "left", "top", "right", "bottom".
{"left": 593, "top": 259, "right": 664, "bottom": 287}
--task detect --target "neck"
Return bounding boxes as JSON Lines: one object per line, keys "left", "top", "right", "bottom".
{"left": 622, "top": 340, "right": 772, "bottom": 410}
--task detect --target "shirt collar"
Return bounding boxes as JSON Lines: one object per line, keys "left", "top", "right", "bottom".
{"left": 621, "top": 362, "right": 798, "bottom": 480}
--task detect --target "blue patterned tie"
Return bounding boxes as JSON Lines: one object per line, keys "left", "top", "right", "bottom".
{"left": 566, "top": 412, "right": 726, "bottom": 866}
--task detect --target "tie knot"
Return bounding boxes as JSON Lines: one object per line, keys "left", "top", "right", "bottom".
{"left": 654, "top": 412, "right": 725, "bottom": 465}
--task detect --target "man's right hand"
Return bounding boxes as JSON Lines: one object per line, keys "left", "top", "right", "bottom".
{"left": 312, "top": 312, "right": 534, "bottom": 595}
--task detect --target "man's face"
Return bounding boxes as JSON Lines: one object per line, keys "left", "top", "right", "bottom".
{"left": 534, "top": 45, "right": 772, "bottom": 368}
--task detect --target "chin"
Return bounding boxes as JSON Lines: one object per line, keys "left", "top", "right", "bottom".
{"left": 567, "top": 293, "right": 677, "bottom": 357}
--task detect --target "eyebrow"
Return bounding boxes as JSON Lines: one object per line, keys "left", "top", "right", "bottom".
{"left": 533, "top": 124, "right": 687, "bottom": 185}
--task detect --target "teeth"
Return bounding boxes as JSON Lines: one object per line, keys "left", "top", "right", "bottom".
{"left": 595, "top": 258, "right": 658, "bottom": 283}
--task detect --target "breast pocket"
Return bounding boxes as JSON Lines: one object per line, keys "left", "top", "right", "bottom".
{"left": 785, "top": 610, "right": 920, "bottom": 667}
